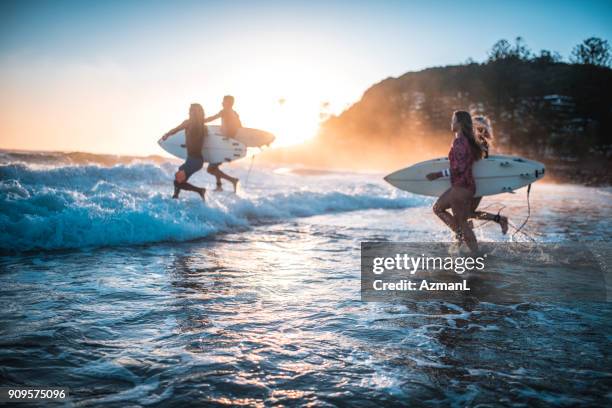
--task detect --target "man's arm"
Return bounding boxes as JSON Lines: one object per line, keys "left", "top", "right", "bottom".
{"left": 204, "top": 111, "right": 222, "bottom": 123}
{"left": 162, "top": 120, "right": 188, "bottom": 140}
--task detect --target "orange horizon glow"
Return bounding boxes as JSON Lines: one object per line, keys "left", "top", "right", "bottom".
{"left": 0, "top": 34, "right": 365, "bottom": 157}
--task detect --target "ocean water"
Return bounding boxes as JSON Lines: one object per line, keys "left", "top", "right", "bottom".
{"left": 1, "top": 151, "right": 611, "bottom": 406}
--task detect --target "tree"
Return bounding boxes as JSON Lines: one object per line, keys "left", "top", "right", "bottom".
{"left": 532, "top": 49, "right": 563, "bottom": 64}
{"left": 570, "top": 37, "right": 611, "bottom": 67}
{"left": 488, "top": 37, "right": 532, "bottom": 62}
{"left": 513, "top": 37, "right": 532, "bottom": 60}
{"left": 488, "top": 39, "right": 512, "bottom": 61}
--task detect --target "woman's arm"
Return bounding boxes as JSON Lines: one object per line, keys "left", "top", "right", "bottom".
{"left": 426, "top": 171, "right": 444, "bottom": 181}
{"left": 204, "top": 112, "right": 222, "bottom": 123}
{"left": 427, "top": 138, "right": 471, "bottom": 181}
{"left": 162, "top": 120, "right": 188, "bottom": 140}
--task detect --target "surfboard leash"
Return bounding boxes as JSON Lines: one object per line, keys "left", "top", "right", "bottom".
{"left": 243, "top": 151, "right": 257, "bottom": 189}
{"left": 471, "top": 187, "right": 536, "bottom": 242}
{"left": 470, "top": 203, "right": 506, "bottom": 231}
{"left": 510, "top": 183, "right": 534, "bottom": 242}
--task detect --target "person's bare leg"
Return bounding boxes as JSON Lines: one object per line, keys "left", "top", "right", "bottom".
{"left": 499, "top": 215, "right": 508, "bottom": 234}
{"left": 230, "top": 177, "right": 238, "bottom": 193}
{"left": 207, "top": 165, "right": 223, "bottom": 191}
{"left": 173, "top": 170, "right": 187, "bottom": 199}
{"left": 472, "top": 212, "right": 508, "bottom": 234}
{"left": 458, "top": 218, "right": 478, "bottom": 253}
{"left": 451, "top": 188, "right": 479, "bottom": 253}
{"left": 208, "top": 164, "right": 238, "bottom": 193}
{"left": 466, "top": 197, "right": 482, "bottom": 230}
{"left": 174, "top": 170, "right": 205, "bottom": 201}
{"left": 470, "top": 197, "right": 482, "bottom": 214}
{"left": 177, "top": 182, "right": 206, "bottom": 201}
{"left": 468, "top": 197, "right": 508, "bottom": 234}
{"left": 433, "top": 189, "right": 459, "bottom": 234}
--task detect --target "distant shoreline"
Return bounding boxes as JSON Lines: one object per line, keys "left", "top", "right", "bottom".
{"left": 543, "top": 158, "right": 611, "bottom": 186}
{"left": 2, "top": 148, "right": 609, "bottom": 187}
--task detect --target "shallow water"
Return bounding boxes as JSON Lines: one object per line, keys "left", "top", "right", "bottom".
{"left": 1, "top": 153, "right": 611, "bottom": 406}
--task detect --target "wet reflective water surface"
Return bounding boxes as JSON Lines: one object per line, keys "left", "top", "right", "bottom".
{"left": 1, "top": 156, "right": 611, "bottom": 406}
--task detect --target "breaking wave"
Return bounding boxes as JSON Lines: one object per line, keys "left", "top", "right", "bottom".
{"left": 0, "top": 156, "right": 424, "bottom": 252}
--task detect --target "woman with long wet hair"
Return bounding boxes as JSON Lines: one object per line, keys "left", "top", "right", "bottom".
{"left": 162, "top": 103, "right": 207, "bottom": 201}
{"left": 427, "top": 111, "right": 481, "bottom": 252}
{"left": 468, "top": 115, "right": 508, "bottom": 233}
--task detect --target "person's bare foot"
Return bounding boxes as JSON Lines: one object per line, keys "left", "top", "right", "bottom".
{"left": 231, "top": 178, "right": 239, "bottom": 193}
{"left": 499, "top": 216, "right": 508, "bottom": 234}
{"left": 214, "top": 184, "right": 223, "bottom": 192}
{"left": 198, "top": 188, "right": 206, "bottom": 202}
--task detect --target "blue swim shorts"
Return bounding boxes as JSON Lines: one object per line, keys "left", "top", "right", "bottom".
{"left": 179, "top": 155, "right": 204, "bottom": 180}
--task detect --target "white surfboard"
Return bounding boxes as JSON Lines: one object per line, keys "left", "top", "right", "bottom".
{"left": 384, "top": 155, "right": 545, "bottom": 197}
{"left": 207, "top": 125, "right": 275, "bottom": 147}
{"left": 158, "top": 127, "right": 246, "bottom": 163}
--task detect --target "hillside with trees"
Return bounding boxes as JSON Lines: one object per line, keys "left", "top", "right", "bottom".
{"left": 266, "top": 38, "right": 612, "bottom": 184}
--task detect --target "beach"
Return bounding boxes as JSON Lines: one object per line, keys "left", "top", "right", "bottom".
{"left": 1, "top": 152, "right": 610, "bottom": 406}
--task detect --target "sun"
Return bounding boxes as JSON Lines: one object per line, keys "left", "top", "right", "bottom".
{"left": 216, "top": 56, "right": 340, "bottom": 148}
{"left": 156, "top": 47, "right": 355, "bottom": 151}
{"left": 234, "top": 94, "right": 323, "bottom": 148}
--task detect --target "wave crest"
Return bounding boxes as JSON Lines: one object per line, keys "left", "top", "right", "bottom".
{"left": 1, "top": 162, "right": 422, "bottom": 252}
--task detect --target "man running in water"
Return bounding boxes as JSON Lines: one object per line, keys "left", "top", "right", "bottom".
{"left": 162, "top": 103, "right": 207, "bottom": 201}
{"left": 204, "top": 95, "right": 240, "bottom": 192}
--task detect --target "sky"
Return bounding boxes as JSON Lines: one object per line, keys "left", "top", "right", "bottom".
{"left": 1, "top": 0, "right": 611, "bottom": 155}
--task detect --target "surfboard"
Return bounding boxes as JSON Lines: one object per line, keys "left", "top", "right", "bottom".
{"left": 158, "top": 127, "right": 247, "bottom": 163}
{"left": 207, "top": 125, "right": 275, "bottom": 147}
{"left": 384, "top": 155, "right": 545, "bottom": 197}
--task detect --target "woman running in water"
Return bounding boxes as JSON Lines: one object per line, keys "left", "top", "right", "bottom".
{"left": 468, "top": 115, "right": 508, "bottom": 233}
{"left": 161, "top": 104, "right": 207, "bottom": 201}
{"left": 427, "top": 111, "right": 482, "bottom": 253}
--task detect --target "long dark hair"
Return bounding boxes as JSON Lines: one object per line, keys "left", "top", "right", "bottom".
{"left": 188, "top": 103, "right": 207, "bottom": 138}
{"left": 454, "top": 111, "right": 482, "bottom": 160}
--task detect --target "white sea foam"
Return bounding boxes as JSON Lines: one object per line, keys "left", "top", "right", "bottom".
{"left": 0, "top": 159, "right": 422, "bottom": 251}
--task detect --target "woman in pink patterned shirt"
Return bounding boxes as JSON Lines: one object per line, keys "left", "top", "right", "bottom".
{"left": 427, "top": 111, "right": 483, "bottom": 253}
